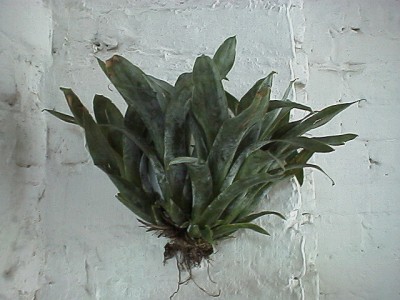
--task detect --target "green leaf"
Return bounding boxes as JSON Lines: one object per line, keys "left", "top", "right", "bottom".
{"left": 238, "top": 211, "right": 286, "bottom": 223}
{"left": 237, "top": 72, "right": 275, "bottom": 113}
{"left": 123, "top": 107, "right": 146, "bottom": 186}
{"left": 139, "top": 154, "right": 157, "bottom": 196}
{"left": 264, "top": 150, "right": 286, "bottom": 171}
{"left": 102, "top": 123, "right": 167, "bottom": 198}
{"left": 144, "top": 74, "right": 173, "bottom": 113}
{"left": 162, "top": 198, "right": 187, "bottom": 226}
{"left": 115, "top": 193, "right": 153, "bottom": 224}
{"left": 207, "top": 73, "right": 274, "bottom": 193}
{"left": 59, "top": 88, "right": 89, "bottom": 126}
{"left": 259, "top": 79, "right": 295, "bottom": 140}
{"left": 282, "top": 163, "right": 335, "bottom": 186}
{"left": 122, "top": 137, "right": 142, "bottom": 187}
{"left": 199, "top": 225, "right": 214, "bottom": 244}
{"left": 187, "top": 112, "right": 208, "bottom": 160}
{"left": 213, "top": 223, "right": 270, "bottom": 239}
{"left": 213, "top": 36, "right": 237, "bottom": 80}
{"left": 285, "top": 149, "right": 313, "bottom": 185}
{"left": 312, "top": 133, "right": 358, "bottom": 146}
{"left": 93, "top": 95, "right": 124, "bottom": 126}
{"left": 195, "top": 173, "right": 282, "bottom": 225}
{"left": 82, "top": 111, "right": 123, "bottom": 176}
{"left": 146, "top": 75, "right": 174, "bottom": 96}
{"left": 221, "top": 140, "right": 275, "bottom": 191}
{"left": 192, "top": 55, "right": 229, "bottom": 150}
{"left": 102, "top": 124, "right": 160, "bottom": 165}
{"left": 170, "top": 157, "right": 213, "bottom": 220}
{"left": 164, "top": 73, "right": 192, "bottom": 209}
{"left": 151, "top": 204, "right": 166, "bottom": 226}
{"left": 237, "top": 150, "right": 272, "bottom": 179}
{"left": 268, "top": 100, "right": 313, "bottom": 112}
{"left": 235, "top": 182, "right": 274, "bottom": 221}
{"left": 169, "top": 157, "right": 199, "bottom": 166}
{"left": 219, "top": 192, "right": 247, "bottom": 224}
{"left": 109, "top": 174, "right": 152, "bottom": 211}
{"left": 187, "top": 224, "right": 202, "bottom": 239}
{"left": 93, "top": 94, "right": 124, "bottom": 155}
{"left": 273, "top": 137, "right": 335, "bottom": 153}
{"left": 44, "top": 109, "right": 77, "bottom": 125}
{"left": 97, "top": 56, "right": 165, "bottom": 158}
{"left": 270, "top": 120, "right": 302, "bottom": 139}
{"left": 226, "top": 91, "right": 239, "bottom": 115}
{"left": 283, "top": 101, "right": 360, "bottom": 138}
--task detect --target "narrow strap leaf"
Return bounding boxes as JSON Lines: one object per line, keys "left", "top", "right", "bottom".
{"left": 93, "top": 94, "right": 124, "bottom": 156}
{"left": 213, "top": 223, "right": 270, "bottom": 239}
{"left": 164, "top": 73, "right": 192, "bottom": 209}
{"left": 235, "top": 183, "right": 273, "bottom": 221}
{"left": 123, "top": 107, "right": 146, "bottom": 186}
{"left": 122, "top": 136, "right": 142, "bottom": 187}
{"left": 282, "top": 163, "right": 335, "bottom": 186}
{"left": 115, "top": 193, "right": 153, "bottom": 224}
{"left": 226, "top": 91, "right": 239, "bottom": 115}
{"left": 82, "top": 111, "right": 123, "bottom": 176}
{"left": 188, "top": 112, "right": 208, "bottom": 160}
{"left": 207, "top": 75, "right": 273, "bottom": 194}
{"left": 44, "top": 109, "right": 77, "bottom": 125}
{"left": 192, "top": 55, "right": 229, "bottom": 150}
{"left": 312, "top": 133, "right": 358, "bottom": 146}
{"left": 195, "top": 173, "right": 282, "bottom": 225}
{"left": 272, "top": 136, "right": 335, "bottom": 153}
{"left": 93, "top": 95, "right": 124, "bottom": 126}
{"left": 199, "top": 225, "right": 214, "bottom": 244}
{"left": 97, "top": 56, "right": 165, "bottom": 158}
{"left": 221, "top": 140, "right": 275, "bottom": 191}
{"left": 237, "top": 71, "right": 275, "bottom": 113}
{"left": 187, "top": 224, "right": 202, "bottom": 239}
{"left": 162, "top": 198, "right": 188, "bottom": 226}
{"left": 236, "top": 150, "right": 272, "bottom": 180}
{"left": 283, "top": 101, "right": 360, "bottom": 138}
{"left": 212, "top": 36, "right": 237, "bottom": 80}
{"left": 238, "top": 211, "right": 286, "bottom": 223}
{"left": 169, "top": 157, "right": 213, "bottom": 220}
{"left": 268, "top": 100, "right": 313, "bottom": 112}
{"left": 285, "top": 149, "right": 314, "bottom": 185}
{"left": 139, "top": 154, "right": 157, "bottom": 197}
{"left": 259, "top": 79, "right": 296, "bottom": 140}
{"left": 60, "top": 87, "right": 89, "bottom": 126}
{"left": 144, "top": 74, "right": 173, "bottom": 113}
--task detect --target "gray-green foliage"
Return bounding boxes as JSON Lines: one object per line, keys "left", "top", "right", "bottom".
{"left": 47, "top": 36, "right": 357, "bottom": 242}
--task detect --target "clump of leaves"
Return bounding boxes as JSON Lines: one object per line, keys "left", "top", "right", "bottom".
{"left": 47, "top": 36, "right": 357, "bottom": 282}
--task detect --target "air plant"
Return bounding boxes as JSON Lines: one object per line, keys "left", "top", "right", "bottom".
{"left": 46, "top": 36, "right": 357, "bottom": 291}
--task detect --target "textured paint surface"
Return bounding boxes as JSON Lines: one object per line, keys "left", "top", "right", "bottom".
{"left": 303, "top": 1, "right": 400, "bottom": 299}
{"left": 0, "top": 1, "right": 315, "bottom": 299}
{"left": 2, "top": 0, "right": 398, "bottom": 300}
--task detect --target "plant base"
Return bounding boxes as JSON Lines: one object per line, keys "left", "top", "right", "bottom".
{"left": 163, "top": 237, "right": 214, "bottom": 271}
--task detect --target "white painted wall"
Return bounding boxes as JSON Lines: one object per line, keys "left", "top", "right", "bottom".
{"left": 0, "top": 0, "right": 398, "bottom": 299}
{"left": 303, "top": 1, "right": 400, "bottom": 299}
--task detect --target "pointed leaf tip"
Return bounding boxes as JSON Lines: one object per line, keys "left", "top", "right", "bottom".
{"left": 213, "top": 36, "right": 237, "bottom": 80}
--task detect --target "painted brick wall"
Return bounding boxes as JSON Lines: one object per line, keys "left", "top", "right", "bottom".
{"left": 303, "top": 0, "right": 400, "bottom": 299}
{"left": 0, "top": 0, "right": 398, "bottom": 299}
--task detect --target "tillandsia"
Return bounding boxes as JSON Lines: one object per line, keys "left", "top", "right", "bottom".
{"left": 47, "top": 36, "right": 357, "bottom": 282}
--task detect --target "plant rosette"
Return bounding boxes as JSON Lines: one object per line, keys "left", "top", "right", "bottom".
{"left": 47, "top": 36, "right": 358, "bottom": 296}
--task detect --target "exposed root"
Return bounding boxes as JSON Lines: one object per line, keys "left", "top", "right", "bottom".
{"left": 169, "top": 259, "right": 191, "bottom": 300}
{"left": 207, "top": 260, "right": 217, "bottom": 284}
{"left": 169, "top": 257, "right": 221, "bottom": 299}
{"left": 138, "top": 219, "right": 221, "bottom": 298}
{"left": 190, "top": 271, "right": 221, "bottom": 298}
{"left": 164, "top": 238, "right": 213, "bottom": 271}
{"left": 163, "top": 236, "right": 220, "bottom": 298}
